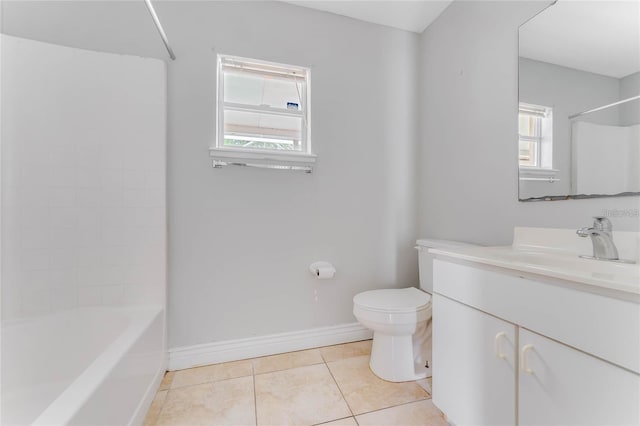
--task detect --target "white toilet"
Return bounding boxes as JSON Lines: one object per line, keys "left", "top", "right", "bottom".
{"left": 353, "top": 239, "right": 476, "bottom": 382}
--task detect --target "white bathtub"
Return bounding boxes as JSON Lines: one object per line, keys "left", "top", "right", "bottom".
{"left": 1, "top": 306, "right": 165, "bottom": 425}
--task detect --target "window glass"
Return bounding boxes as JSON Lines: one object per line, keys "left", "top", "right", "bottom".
{"left": 519, "top": 115, "right": 538, "bottom": 137}
{"left": 223, "top": 109, "right": 303, "bottom": 151}
{"left": 223, "top": 71, "right": 303, "bottom": 111}
{"left": 519, "top": 140, "right": 536, "bottom": 166}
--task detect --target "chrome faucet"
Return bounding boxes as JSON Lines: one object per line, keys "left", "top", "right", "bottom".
{"left": 576, "top": 217, "right": 619, "bottom": 261}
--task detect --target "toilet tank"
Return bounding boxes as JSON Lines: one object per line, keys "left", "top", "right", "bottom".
{"left": 416, "top": 239, "right": 479, "bottom": 294}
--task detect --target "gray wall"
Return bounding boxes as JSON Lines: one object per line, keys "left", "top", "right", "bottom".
{"left": 518, "top": 57, "right": 620, "bottom": 198}
{"left": 417, "top": 0, "right": 639, "bottom": 246}
{"left": 620, "top": 71, "right": 640, "bottom": 126}
{"left": 2, "top": 1, "right": 419, "bottom": 348}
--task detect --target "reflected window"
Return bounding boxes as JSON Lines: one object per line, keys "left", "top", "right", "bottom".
{"left": 518, "top": 103, "right": 553, "bottom": 169}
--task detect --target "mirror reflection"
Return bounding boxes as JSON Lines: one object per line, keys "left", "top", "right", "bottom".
{"left": 518, "top": 0, "right": 640, "bottom": 201}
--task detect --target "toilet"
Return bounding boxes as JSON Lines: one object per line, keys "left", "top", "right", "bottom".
{"left": 353, "top": 239, "right": 476, "bottom": 382}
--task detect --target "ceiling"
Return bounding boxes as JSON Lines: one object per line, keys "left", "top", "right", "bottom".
{"left": 281, "top": 1, "right": 453, "bottom": 33}
{"left": 519, "top": 1, "right": 640, "bottom": 79}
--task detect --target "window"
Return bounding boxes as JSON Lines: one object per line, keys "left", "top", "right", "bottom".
{"left": 518, "top": 103, "right": 557, "bottom": 183}
{"left": 210, "top": 55, "right": 316, "bottom": 172}
{"left": 518, "top": 103, "right": 553, "bottom": 169}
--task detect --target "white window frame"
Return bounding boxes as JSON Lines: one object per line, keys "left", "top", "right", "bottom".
{"left": 210, "top": 54, "right": 316, "bottom": 172}
{"left": 518, "top": 102, "right": 558, "bottom": 181}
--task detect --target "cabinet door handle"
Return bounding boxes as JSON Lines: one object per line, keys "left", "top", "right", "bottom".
{"left": 494, "top": 332, "right": 507, "bottom": 359}
{"left": 521, "top": 344, "right": 535, "bottom": 374}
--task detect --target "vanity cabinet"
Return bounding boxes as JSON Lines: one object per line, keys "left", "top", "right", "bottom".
{"left": 432, "top": 259, "right": 640, "bottom": 426}
{"left": 518, "top": 328, "right": 639, "bottom": 426}
{"left": 433, "top": 294, "right": 516, "bottom": 425}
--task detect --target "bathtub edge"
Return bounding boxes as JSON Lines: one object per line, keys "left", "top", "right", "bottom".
{"left": 128, "top": 357, "right": 167, "bottom": 426}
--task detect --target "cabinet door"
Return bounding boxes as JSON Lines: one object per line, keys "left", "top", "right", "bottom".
{"left": 433, "top": 294, "right": 517, "bottom": 425}
{"left": 519, "top": 328, "right": 640, "bottom": 426}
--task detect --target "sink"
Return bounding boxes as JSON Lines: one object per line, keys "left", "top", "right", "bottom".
{"left": 485, "top": 247, "right": 639, "bottom": 280}
{"left": 428, "top": 227, "right": 640, "bottom": 296}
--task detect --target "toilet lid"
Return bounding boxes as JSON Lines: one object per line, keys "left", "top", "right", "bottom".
{"left": 353, "top": 287, "right": 431, "bottom": 313}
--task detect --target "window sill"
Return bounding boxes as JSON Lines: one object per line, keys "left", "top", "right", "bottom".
{"left": 519, "top": 167, "right": 559, "bottom": 182}
{"left": 209, "top": 147, "right": 317, "bottom": 173}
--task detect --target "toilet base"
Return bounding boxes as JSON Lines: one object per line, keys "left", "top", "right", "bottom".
{"left": 368, "top": 319, "right": 431, "bottom": 382}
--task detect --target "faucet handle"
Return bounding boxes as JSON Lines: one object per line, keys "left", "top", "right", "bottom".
{"left": 592, "top": 216, "right": 612, "bottom": 232}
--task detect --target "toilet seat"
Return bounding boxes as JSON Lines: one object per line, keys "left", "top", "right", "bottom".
{"left": 353, "top": 287, "right": 431, "bottom": 327}
{"left": 353, "top": 287, "right": 431, "bottom": 313}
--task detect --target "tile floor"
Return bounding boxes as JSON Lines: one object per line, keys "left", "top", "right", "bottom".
{"left": 144, "top": 340, "right": 447, "bottom": 426}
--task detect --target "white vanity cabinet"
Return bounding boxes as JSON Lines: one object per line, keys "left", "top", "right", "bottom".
{"left": 433, "top": 294, "right": 517, "bottom": 425}
{"left": 432, "top": 258, "right": 640, "bottom": 426}
{"left": 518, "top": 328, "right": 639, "bottom": 426}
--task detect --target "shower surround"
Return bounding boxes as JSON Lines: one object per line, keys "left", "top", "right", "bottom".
{"left": 1, "top": 35, "right": 167, "bottom": 425}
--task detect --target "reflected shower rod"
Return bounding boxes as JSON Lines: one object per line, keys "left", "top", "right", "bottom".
{"left": 569, "top": 95, "right": 640, "bottom": 120}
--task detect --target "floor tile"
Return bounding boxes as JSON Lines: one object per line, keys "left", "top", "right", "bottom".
{"left": 255, "top": 363, "right": 351, "bottom": 425}
{"left": 143, "top": 390, "right": 167, "bottom": 426}
{"left": 159, "top": 371, "right": 174, "bottom": 391}
{"left": 327, "top": 355, "right": 428, "bottom": 415}
{"left": 314, "top": 417, "right": 358, "bottom": 426}
{"left": 320, "top": 340, "right": 372, "bottom": 363}
{"left": 171, "top": 359, "right": 253, "bottom": 389}
{"left": 157, "top": 376, "right": 255, "bottom": 426}
{"left": 356, "top": 400, "right": 448, "bottom": 426}
{"left": 253, "top": 348, "right": 323, "bottom": 375}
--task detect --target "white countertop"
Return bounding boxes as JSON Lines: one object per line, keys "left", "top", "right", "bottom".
{"left": 428, "top": 227, "right": 640, "bottom": 296}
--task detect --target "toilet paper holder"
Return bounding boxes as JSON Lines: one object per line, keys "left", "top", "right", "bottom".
{"left": 309, "top": 261, "right": 336, "bottom": 279}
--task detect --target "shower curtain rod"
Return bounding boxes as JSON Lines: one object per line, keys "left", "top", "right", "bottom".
{"left": 569, "top": 95, "right": 640, "bottom": 120}
{"left": 144, "top": 0, "right": 176, "bottom": 60}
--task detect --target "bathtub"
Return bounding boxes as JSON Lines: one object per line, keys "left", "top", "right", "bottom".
{"left": 1, "top": 306, "right": 165, "bottom": 425}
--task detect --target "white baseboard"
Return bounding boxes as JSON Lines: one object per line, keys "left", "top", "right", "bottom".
{"left": 168, "top": 322, "right": 372, "bottom": 371}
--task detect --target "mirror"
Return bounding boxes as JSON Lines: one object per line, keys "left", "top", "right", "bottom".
{"left": 518, "top": 0, "right": 640, "bottom": 201}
